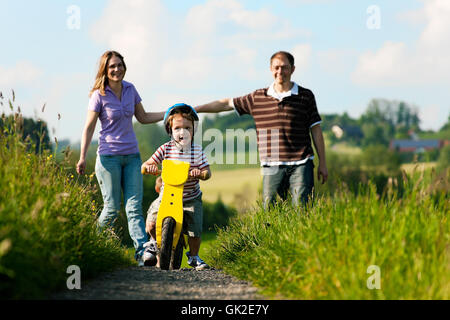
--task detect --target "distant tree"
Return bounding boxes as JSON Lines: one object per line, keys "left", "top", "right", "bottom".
{"left": 361, "top": 144, "right": 401, "bottom": 172}
{"left": 440, "top": 115, "right": 450, "bottom": 131}
{"left": 359, "top": 99, "right": 420, "bottom": 147}
{"left": 23, "top": 118, "right": 51, "bottom": 153}
{"left": 0, "top": 115, "right": 51, "bottom": 153}
{"left": 361, "top": 122, "right": 391, "bottom": 147}
{"left": 134, "top": 122, "right": 167, "bottom": 160}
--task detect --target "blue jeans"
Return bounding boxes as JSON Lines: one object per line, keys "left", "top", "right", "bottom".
{"left": 95, "top": 153, "right": 147, "bottom": 257}
{"left": 262, "top": 160, "right": 314, "bottom": 209}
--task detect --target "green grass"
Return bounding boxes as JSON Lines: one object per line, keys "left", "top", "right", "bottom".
{"left": 207, "top": 169, "right": 450, "bottom": 299}
{"left": 0, "top": 111, "right": 134, "bottom": 299}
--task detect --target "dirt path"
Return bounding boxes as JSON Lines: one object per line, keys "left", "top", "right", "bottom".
{"left": 51, "top": 266, "right": 263, "bottom": 300}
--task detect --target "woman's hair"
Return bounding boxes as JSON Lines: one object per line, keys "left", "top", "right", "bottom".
{"left": 89, "top": 51, "right": 127, "bottom": 97}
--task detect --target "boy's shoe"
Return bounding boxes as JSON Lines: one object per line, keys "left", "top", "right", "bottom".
{"left": 186, "top": 251, "right": 210, "bottom": 270}
{"left": 143, "top": 240, "right": 158, "bottom": 267}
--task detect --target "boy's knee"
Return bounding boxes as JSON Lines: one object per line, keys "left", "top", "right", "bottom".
{"left": 146, "top": 221, "right": 156, "bottom": 234}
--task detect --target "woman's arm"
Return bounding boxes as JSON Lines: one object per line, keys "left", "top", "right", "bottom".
{"left": 195, "top": 98, "right": 234, "bottom": 113}
{"left": 134, "top": 102, "right": 165, "bottom": 124}
{"left": 76, "top": 110, "right": 99, "bottom": 175}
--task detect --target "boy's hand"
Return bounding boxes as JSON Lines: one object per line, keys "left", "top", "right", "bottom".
{"left": 189, "top": 168, "right": 202, "bottom": 179}
{"left": 188, "top": 168, "right": 211, "bottom": 180}
{"left": 141, "top": 163, "right": 160, "bottom": 175}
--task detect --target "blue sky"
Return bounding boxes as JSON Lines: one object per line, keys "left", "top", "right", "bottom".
{"left": 1, "top": 0, "right": 449, "bottom": 142}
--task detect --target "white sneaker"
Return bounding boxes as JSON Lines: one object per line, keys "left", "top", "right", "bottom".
{"left": 186, "top": 251, "right": 210, "bottom": 270}
{"left": 143, "top": 240, "right": 157, "bottom": 267}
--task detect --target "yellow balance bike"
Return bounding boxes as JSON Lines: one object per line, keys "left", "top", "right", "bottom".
{"left": 144, "top": 159, "right": 190, "bottom": 270}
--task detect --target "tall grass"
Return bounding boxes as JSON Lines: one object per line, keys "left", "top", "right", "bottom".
{"left": 0, "top": 102, "right": 133, "bottom": 299}
{"left": 208, "top": 168, "right": 449, "bottom": 299}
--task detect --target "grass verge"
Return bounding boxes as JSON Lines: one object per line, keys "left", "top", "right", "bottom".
{"left": 0, "top": 112, "right": 134, "bottom": 299}
{"left": 207, "top": 170, "right": 449, "bottom": 299}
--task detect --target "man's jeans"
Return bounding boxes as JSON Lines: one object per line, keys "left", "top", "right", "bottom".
{"left": 95, "top": 153, "right": 147, "bottom": 257}
{"left": 262, "top": 160, "right": 314, "bottom": 209}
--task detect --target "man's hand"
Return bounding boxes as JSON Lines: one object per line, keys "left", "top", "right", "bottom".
{"left": 317, "top": 163, "right": 328, "bottom": 184}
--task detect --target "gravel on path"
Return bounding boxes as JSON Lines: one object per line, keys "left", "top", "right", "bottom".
{"left": 52, "top": 266, "right": 263, "bottom": 300}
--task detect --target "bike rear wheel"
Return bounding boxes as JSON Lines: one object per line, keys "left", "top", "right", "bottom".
{"left": 171, "top": 233, "right": 184, "bottom": 270}
{"left": 159, "top": 217, "right": 175, "bottom": 270}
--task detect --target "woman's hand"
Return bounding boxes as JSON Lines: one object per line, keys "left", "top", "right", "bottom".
{"left": 76, "top": 159, "right": 86, "bottom": 175}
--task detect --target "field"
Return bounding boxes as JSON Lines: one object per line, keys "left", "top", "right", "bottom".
{"left": 201, "top": 167, "right": 262, "bottom": 211}
{"left": 201, "top": 162, "right": 439, "bottom": 212}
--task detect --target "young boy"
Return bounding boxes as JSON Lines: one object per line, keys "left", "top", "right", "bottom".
{"left": 141, "top": 103, "right": 211, "bottom": 270}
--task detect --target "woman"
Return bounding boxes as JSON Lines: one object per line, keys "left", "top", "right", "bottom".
{"left": 76, "top": 50, "right": 164, "bottom": 265}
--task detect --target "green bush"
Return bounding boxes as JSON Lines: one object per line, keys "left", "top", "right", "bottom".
{"left": 437, "top": 145, "right": 450, "bottom": 173}
{"left": 203, "top": 197, "right": 237, "bottom": 232}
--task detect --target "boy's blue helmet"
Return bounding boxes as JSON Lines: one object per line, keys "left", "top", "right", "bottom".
{"left": 163, "top": 103, "right": 199, "bottom": 135}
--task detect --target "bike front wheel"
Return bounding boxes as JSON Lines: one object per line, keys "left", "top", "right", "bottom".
{"left": 159, "top": 217, "right": 175, "bottom": 270}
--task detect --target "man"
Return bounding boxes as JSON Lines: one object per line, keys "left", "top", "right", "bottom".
{"left": 196, "top": 51, "right": 328, "bottom": 208}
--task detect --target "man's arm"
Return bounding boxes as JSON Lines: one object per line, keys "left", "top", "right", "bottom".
{"left": 310, "top": 124, "right": 328, "bottom": 184}
{"left": 195, "top": 98, "right": 234, "bottom": 113}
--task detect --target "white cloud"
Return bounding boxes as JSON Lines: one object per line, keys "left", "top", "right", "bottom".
{"left": 317, "top": 48, "right": 358, "bottom": 75}
{"left": 185, "top": 0, "right": 278, "bottom": 36}
{"left": 90, "top": 0, "right": 167, "bottom": 88}
{"left": 160, "top": 56, "right": 214, "bottom": 83}
{"left": 418, "top": 104, "right": 447, "bottom": 131}
{"left": 352, "top": 0, "right": 450, "bottom": 86}
{"left": 291, "top": 43, "right": 312, "bottom": 73}
{"left": 284, "top": 0, "right": 336, "bottom": 4}
{"left": 89, "top": 0, "right": 312, "bottom": 93}
{"left": 0, "top": 61, "right": 42, "bottom": 88}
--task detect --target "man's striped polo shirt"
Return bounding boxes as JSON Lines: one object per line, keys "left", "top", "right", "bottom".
{"left": 232, "top": 82, "right": 322, "bottom": 166}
